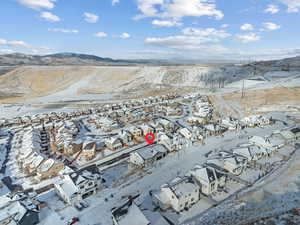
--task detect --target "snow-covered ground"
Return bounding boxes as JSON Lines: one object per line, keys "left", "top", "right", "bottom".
{"left": 34, "top": 112, "right": 295, "bottom": 225}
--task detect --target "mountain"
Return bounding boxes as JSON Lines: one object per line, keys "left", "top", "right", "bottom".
{"left": 0, "top": 52, "right": 167, "bottom": 66}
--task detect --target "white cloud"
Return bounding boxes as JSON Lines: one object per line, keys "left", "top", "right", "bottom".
{"left": 264, "top": 4, "right": 280, "bottom": 14}
{"left": 84, "top": 12, "right": 99, "bottom": 23}
{"left": 112, "top": 0, "right": 120, "bottom": 5}
{"left": 0, "top": 49, "right": 15, "bottom": 54}
{"left": 40, "top": 11, "right": 60, "bottom": 22}
{"left": 17, "top": 0, "right": 56, "bottom": 10}
{"left": 182, "top": 27, "right": 231, "bottom": 39}
{"left": 280, "top": 0, "right": 300, "bottom": 12}
{"left": 48, "top": 28, "right": 79, "bottom": 33}
{"left": 240, "top": 23, "right": 254, "bottom": 31}
{"left": 236, "top": 33, "right": 260, "bottom": 43}
{"left": 120, "top": 33, "right": 130, "bottom": 38}
{"left": 144, "top": 35, "right": 227, "bottom": 52}
{"left": 262, "top": 22, "right": 281, "bottom": 31}
{"left": 135, "top": 0, "right": 224, "bottom": 20}
{"left": 94, "top": 32, "right": 108, "bottom": 38}
{"left": 0, "top": 39, "right": 30, "bottom": 48}
{"left": 152, "top": 19, "right": 182, "bottom": 27}
{"left": 130, "top": 50, "right": 177, "bottom": 55}
{"left": 220, "top": 24, "right": 229, "bottom": 28}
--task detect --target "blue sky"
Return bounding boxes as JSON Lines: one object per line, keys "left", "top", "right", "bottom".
{"left": 0, "top": 0, "right": 300, "bottom": 60}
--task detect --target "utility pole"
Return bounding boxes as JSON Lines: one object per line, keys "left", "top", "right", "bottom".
{"left": 241, "top": 79, "right": 245, "bottom": 99}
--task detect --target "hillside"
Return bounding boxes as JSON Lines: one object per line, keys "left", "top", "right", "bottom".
{"left": 0, "top": 53, "right": 165, "bottom": 66}
{"left": 0, "top": 54, "right": 299, "bottom": 105}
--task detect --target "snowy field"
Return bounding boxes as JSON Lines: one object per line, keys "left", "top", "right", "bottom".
{"left": 32, "top": 112, "right": 296, "bottom": 225}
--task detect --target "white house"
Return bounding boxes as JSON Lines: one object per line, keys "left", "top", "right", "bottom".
{"left": 249, "top": 135, "right": 285, "bottom": 153}
{"left": 280, "top": 127, "right": 300, "bottom": 142}
{"left": 112, "top": 199, "right": 169, "bottom": 225}
{"left": 139, "top": 124, "right": 155, "bottom": 136}
{"left": 151, "top": 177, "right": 200, "bottom": 212}
{"left": 55, "top": 167, "right": 103, "bottom": 205}
{"left": 130, "top": 145, "right": 167, "bottom": 167}
{"left": 178, "top": 127, "right": 192, "bottom": 140}
{"left": 119, "top": 130, "right": 134, "bottom": 146}
{"left": 224, "top": 156, "right": 247, "bottom": 175}
{"left": 156, "top": 132, "right": 173, "bottom": 151}
{"left": 233, "top": 145, "right": 264, "bottom": 161}
{"left": 105, "top": 136, "right": 123, "bottom": 150}
{"left": 188, "top": 165, "right": 226, "bottom": 196}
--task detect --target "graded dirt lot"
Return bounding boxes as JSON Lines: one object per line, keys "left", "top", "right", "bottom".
{"left": 210, "top": 86, "right": 300, "bottom": 117}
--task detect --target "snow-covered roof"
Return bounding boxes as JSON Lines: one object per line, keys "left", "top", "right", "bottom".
{"left": 0, "top": 195, "right": 27, "bottom": 223}
{"left": 135, "top": 145, "right": 167, "bottom": 161}
{"left": 38, "top": 159, "right": 55, "bottom": 172}
{"left": 113, "top": 201, "right": 150, "bottom": 225}
{"left": 57, "top": 175, "right": 79, "bottom": 198}
{"left": 168, "top": 177, "right": 198, "bottom": 199}
{"left": 189, "top": 165, "right": 216, "bottom": 184}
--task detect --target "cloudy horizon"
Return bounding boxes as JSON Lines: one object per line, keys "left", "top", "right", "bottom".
{"left": 1, "top": 0, "right": 300, "bottom": 60}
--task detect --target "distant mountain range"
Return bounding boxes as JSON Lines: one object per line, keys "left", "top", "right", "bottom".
{"left": 0, "top": 52, "right": 168, "bottom": 66}
{"left": 0, "top": 52, "right": 299, "bottom": 67}
{"left": 0, "top": 52, "right": 243, "bottom": 66}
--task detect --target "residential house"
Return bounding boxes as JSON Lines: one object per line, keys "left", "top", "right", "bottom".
{"left": 279, "top": 127, "right": 300, "bottom": 142}
{"left": 105, "top": 136, "right": 123, "bottom": 150}
{"left": 55, "top": 166, "right": 104, "bottom": 205}
{"left": 130, "top": 145, "right": 168, "bottom": 167}
{"left": 208, "top": 155, "right": 247, "bottom": 176}
{"left": 151, "top": 177, "right": 200, "bottom": 212}
{"left": 119, "top": 130, "right": 134, "bottom": 146}
{"left": 188, "top": 165, "right": 226, "bottom": 196}
{"left": 36, "top": 159, "right": 64, "bottom": 180}
{"left": 204, "top": 124, "right": 227, "bottom": 136}
{"left": 80, "top": 140, "right": 96, "bottom": 161}
{"left": 178, "top": 127, "right": 192, "bottom": 140}
{"left": 158, "top": 119, "right": 175, "bottom": 132}
{"left": 249, "top": 135, "right": 285, "bottom": 153}
{"left": 0, "top": 195, "right": 39, "bottom": 225}
{"left": 140, "top": 124, "right": 155, "bottom": 136}
{"left": 112, "top": 198, "right": 170, "bottom": 225}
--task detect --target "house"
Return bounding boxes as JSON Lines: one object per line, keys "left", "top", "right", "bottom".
{"left": 188, "top": 165, "right": 226, "bottom": 196}
{"left": 105, "top": 136, "right": 123, "bottom": 150}
{"left": 157, "top": 132, "right": 173, "bottom": 151}
{"left": 36, "top": 159, "right": 64, "bottom": 180}
{"left": 130, "top": 145, "right": 168, "bottom": 167}
{"left": 127, "top": 126, "right": 143, "bottom": 138}
{"left": 186, "top": 116, "right": 207, "bottom": 125}
{"left": 28, "top": 155, "right": 45, "bottom": 174}
{"left": 233, "top": 145, "right": 264, "bottom": 161}
{"left": 221, "top": 117, "right": 241, "bottom": 130}
{"left": 178, "top": 127, "right": 192, "bottom": 140}
{"left": 279, "top": 127, "right": 300, "bottom": 142}
{"left": 208, "top": 155, "right": 247, "bottom": 176}
{"left": 249, "top": 135, "right": 285, "bottom": 153}
{"left": 112, "top": 198, "right": 170, "bottom": 225}
{"left": 148, "top": 121, "right": 164, "bottom": 133}
{"left": 140, "top": 124, "right": 155, "bottom": 136}
{"left": 55, "top": 166, "right": 104, "bottom": 205}
{"left": 80, "top": 140, "right": 96, "bottom": 161}
{"left": 151, "top": 177, "right": 200, "bottom": 212}
{"left": 112, "top": 200, "right": 150, "bottom": 225}
{"left": 158, "top": 119, "right": 175, "bottom": 132}
{"left": 172, "top": 134, "right": 187, "bottom": 151}
{"left": 119, "top": 130, "right": 134, "bottom": 146}
{"left": 204, "top": 124, "right": 227, "bottom": 136}
{"left": 0, "top": 194, "right": 39, "bottom": 225}
{"left": 223, "top": 156, "right": 247, "bottom": 176}
{"left": 242, "top": 115, "right": 272, "bottom": 127}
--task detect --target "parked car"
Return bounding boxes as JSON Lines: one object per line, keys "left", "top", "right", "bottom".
{"left": 68, "top": 217, "right": 80, "bottom": 225}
